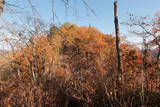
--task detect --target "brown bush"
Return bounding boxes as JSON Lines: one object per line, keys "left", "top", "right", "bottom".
{"left": 0, "top": 23, "right": 159, "bottom": 107}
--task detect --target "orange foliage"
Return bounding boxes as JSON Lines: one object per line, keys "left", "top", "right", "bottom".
{"left": 0, "top": 23, "right": 160, "bottom": 107}
{"left": 12, "top": 23, "right": 158, "bottom": 81}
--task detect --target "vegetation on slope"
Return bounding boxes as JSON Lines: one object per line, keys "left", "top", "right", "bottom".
{"left": 0, "top": 23, "right": 159, "bottom": 107}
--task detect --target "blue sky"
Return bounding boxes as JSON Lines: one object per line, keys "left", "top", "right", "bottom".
{"left": 25, "top": 0, "right": 160, "bottom": 34}
{"left": 4, "top": 0, "right": 160, "bottom": 42}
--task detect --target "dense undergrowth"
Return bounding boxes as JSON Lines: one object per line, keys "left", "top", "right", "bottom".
{"left": 0, "top": 23, "right": 159, "bottom": 107}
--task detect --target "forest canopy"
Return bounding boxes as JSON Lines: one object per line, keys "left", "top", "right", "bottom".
{"left": 0, "top": 0, "right": 159, "bottom": 107}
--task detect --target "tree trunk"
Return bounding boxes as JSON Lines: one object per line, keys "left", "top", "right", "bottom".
{"left": 114, "top": 1, "right": 123, "bottom": 82}
{"left": 0, "top": 0, "right": 4, "bottom": 14}
{"left": 141, "top": 37, "right": 148, "bottom": 107}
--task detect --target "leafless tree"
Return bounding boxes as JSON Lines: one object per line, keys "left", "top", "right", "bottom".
{"left": 114, "top": 1, "right": 123, "bottom": 82}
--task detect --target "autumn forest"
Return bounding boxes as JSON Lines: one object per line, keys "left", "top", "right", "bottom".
{"left": 0, "top": 0, "right": 159, "bottom": 107}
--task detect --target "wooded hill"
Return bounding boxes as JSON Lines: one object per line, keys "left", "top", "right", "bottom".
{"left": 0, "top": 23, "right": 159, "bottom": 106}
